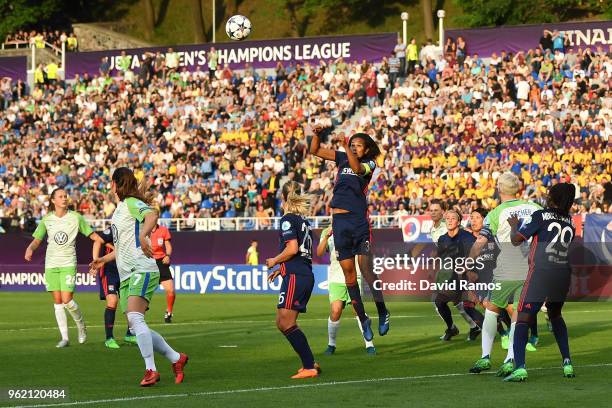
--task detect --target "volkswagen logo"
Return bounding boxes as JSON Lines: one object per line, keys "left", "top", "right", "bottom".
{"left": 54, "top": 231, "right": 69, "bottom": 245}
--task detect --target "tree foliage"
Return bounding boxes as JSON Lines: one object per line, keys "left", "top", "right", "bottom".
{"left": 453, "top": 0, "right": 610, "bottom": 27}
{"left": 0, "top": 0, "right": 63, "bottom": 40}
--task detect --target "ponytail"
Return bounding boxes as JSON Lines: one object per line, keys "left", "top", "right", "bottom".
{"left": 112, "top": 167, "right": 154, "bottom": 205}
{"left": 281, "top": 181, "right": 312, "bottom": 217}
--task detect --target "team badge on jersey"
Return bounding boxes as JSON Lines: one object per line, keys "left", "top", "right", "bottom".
{"left": 282, "top": 221, "right": 291, "bottom": 231}
{"left": 54, "top": 231, "right": 68, "bottom": 245}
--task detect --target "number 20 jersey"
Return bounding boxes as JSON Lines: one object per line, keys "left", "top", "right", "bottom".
{"left": 278, "top": 213, "right": 313, "bottom": 277}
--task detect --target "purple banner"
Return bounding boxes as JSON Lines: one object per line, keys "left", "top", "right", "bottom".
{"left": 0, "top": 229, "right": 404, "bottom": 291}
{"left": 0, "top": 56, "right": 27, "bottom": 82}
{"left": 446, "top": 20, "right": 612, "bottom": 57}
{"left": 66, "top": 33, "right": 397, "bottom": 79}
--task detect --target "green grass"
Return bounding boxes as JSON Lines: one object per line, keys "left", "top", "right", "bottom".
{"left": 1, "top": 293, "right": 611, "bottom": 407}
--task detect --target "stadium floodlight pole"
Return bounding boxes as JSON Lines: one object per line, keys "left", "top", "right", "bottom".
{"left": 400, "top": 12, "right": 409, "bottom": 46}
{"left": 437, "top": 9, "right": 446, "bottom": 51}
{"left": 212, "top": 0, "right": 216, "bottom": 43}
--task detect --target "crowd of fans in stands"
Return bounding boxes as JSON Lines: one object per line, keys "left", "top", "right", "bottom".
{"left": 0, "top": 35, "right": 610, "bottom": 231}
{"left": 2, "top": 29, "right": 77, "bottom": 51}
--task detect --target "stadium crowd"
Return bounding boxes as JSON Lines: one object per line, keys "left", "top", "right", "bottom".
{"left": 2, "top": 30, "right": 77, "bottom": 51}
{"left": 0, "top": 38, "right": 610, "bottom": 231}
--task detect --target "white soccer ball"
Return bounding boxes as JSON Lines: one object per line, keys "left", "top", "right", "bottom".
{"left": 226, "top": 15, "right": 252, "bottom": 41}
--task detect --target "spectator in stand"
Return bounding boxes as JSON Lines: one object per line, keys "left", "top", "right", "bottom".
{"left": 394, "top": 36, "right": 406, "bottom": 77}
{"left": 407, "top": 37, "right": 419, "bottom": 75}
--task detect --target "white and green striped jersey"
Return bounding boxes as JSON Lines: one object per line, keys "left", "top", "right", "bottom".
{"left": 111, "top": 197, "right": 158, "bottom": 281}
{"left": 32, "top": 211, "right": 93, "bottom": 269}
{"left": 324, "top": 228, "right": 345, "bottom": 284}
{"left": 481, "top": 199, "right": 542, "bottom": 281}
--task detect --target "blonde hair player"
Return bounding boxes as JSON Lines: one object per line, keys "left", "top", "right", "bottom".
{"left": 266, "top": 181, "right": 321, "bottom": 379}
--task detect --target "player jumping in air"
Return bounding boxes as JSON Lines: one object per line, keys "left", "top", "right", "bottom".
{"left": 266, "top": 181, "right": 320, "bottom": 379}
{"left": 504, "top": 183, "right": 577, "bottom": 382}
{"left": 91, "top": 228, "right": 137, "bottom": 348}
{"left": 469, "top": 172, "right": 541, "bottom": 376}
{"left": 25, "top": 188, "right": 104, "bottom": 348}
{"left": 318, "top": 226, "right": 376, "bottom": 355}
{"left": 310, "top": 129, "right": 390, "bottom": 342}
{"left": 89, "top": 168, "right": 188, "bottom": 387}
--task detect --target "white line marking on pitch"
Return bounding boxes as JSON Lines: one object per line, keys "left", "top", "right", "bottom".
{"left": 1, "top": 308, "right": 609, "bottom": 333}
{"left": 7, "top": 363, "right": 612, "bottom": 408}
{"left": 218, "top": 345, "right": 238, "bottom": 348}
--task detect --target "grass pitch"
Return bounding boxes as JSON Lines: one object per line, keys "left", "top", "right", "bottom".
{"left": 0, "top": 293, "right": 611, "bottom": 407}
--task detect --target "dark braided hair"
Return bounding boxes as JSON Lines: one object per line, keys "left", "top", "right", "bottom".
{"left": 547, "top": 183, "right": 575, "bottom": 216}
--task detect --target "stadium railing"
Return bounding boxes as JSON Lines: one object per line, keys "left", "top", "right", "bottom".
{"left": 89, "top": 215, "right": 402, "bottom": 231}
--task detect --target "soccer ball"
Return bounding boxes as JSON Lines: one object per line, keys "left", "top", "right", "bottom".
{"left": 226, "top": 15, "right": 252, "bottom": 41}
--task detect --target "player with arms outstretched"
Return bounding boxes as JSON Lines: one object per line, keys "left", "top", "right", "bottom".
{"left": 266, "top": 181, "right": 320, "bottom": 379}
{"left": 504, "top": 183, "right": 577, "bottom": 382}
{"left": 310, "top": 129, "right": 390, "bottom": 342}
{"left": 89, "top": 168, "right": 188, "bottom": 386}
{"left": 24, "top": 188, "right": 104, "bottom": 348}
{"left": 318, "top": 226, "right": 376, "bottom": 355}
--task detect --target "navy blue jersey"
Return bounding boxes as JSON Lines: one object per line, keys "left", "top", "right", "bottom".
{"left": 518, "top": 209, "right": 575, "bottom": 273}
{"left": 98, "top": 227, "right": 119, "bottom": 276}
{"left": 437, "top": 229, "right": 477, "bottom": 260}
{"left": 279, "top": 213, "right": 313, "bottom": 277}
{"left": 330, "top": 151, "right": 376, "bottom": 215}
{"left": 475, "top": 231, "right": 499, "bottom": 281}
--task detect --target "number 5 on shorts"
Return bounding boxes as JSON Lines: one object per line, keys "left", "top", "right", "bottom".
{"left": 278, "top": 291, "right": 285, "bottom": 305}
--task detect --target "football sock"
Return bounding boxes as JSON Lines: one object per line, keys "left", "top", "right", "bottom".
{"left": 150, "top": 329, "right": 180, "bottom": 363}
{"left": 434, "top": 300, "right": 453, "bottom": 329}
{"left": 375, "top": 301, "right": 388, "bottom": 318}
{"left": 127, "top": 312, "right": 156, "bottom": 371}
{"left": 550, "top": 316, "right": 571, "bottom": 361}
{"left": 465, "top": 305, "right": 484, "bottom": 327}
{"left": 482, "top": 309, "right": 499, "bottom": 358}
{"left": 356, "top": 317, "right": 374, "bottom": 348}
{"left": 455, "top": 302, "right": 477, "bottom": 328}
{"left": 283, "top": 325, "right": 315, "bottom": 370}
{"left": 513, "top": 322, "right": 529, "bottom": 369}
{"left": 347, "top": 284, "right": 367, "bottom": 322}
{"left": 64, "top": 299, "right": 83, "bottom": 324}
{"left": 530, "top": 313, "right": 538, "bottom": 338}
{"left": 500, "top": 308, "right": 511, "bottom": 327}
{"left": 328, "top": 317, "right": 340, "bottom": 347}
{"left": 505, "top": 322, "right": 516, "bottom": 362}
{"left": 166, "top": 293, "right": 175, "bottom": 314}
{"left": 104, "top": 307, "right": 116, "bottom": 339}
{"left": 54, "top": 303, "right": 69, "bottom": 341}
{"left": 497, "top": 316, "right": 507, "bottom": 336}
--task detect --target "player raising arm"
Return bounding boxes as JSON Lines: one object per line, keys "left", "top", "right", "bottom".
{"left": 25, "top": 188, "right": 104, "bottom": 348}
{"left": 310, "top": 128, "right": 389, "bottom": 341}
{"left": 89, "top": 167, "right": 188, "bottom": 387}
{"left": 504, "top": 183, "right": 577, "bottom": 382}
{"left": 266, "top": 181, "right": 320, "bottom": 379}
